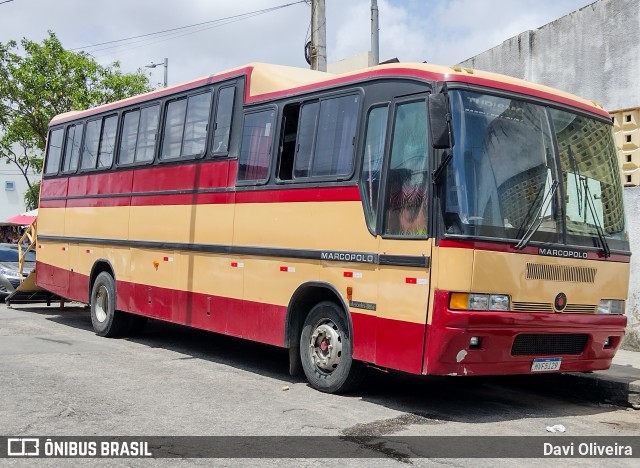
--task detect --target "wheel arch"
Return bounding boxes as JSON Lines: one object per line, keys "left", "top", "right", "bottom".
{"left": 88, "top": 259, "right": 116, "bottom": 304}
{"left": 284, "top": 281, "right": 353, "bottom": 349}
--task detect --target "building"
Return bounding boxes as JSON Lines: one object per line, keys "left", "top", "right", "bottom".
{"left": 457, "top": 0, "right": 640, "bottom": 187}
{"left": 611, "top": 107, "right": 640, "bottom": 186}
{"left": 0, "top": 167, "right": 38, "bottom": 222}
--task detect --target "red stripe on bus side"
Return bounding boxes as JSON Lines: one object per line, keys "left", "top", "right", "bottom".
{"left": 438, "top": 238, "right": 630, "bottom": 263}
{"left": 235, "top": 186, "right": 361, "bottom": 204}
{"left": 38, "top": 261, "right": 426, "bottom": 373}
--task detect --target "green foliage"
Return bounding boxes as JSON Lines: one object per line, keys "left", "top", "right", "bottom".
{"left": 23, "top": 180, "right": 40, "bottom": 211}
{"left": 0, "top": 31, "right": 152, "bottom": 193}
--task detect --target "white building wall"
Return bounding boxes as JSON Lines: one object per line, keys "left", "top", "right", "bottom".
{"left": 458, "top": 0, "right": 640, "bottom": 111}
{"left": 0, "top": 167, "right": 39, "bottom": 221}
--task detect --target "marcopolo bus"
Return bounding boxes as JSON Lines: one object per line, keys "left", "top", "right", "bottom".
{"left": 36, "top": 62, "right": 629, "bottom": 393}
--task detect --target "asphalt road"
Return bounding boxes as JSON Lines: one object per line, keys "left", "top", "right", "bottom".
{"left": 1, "top": 302, "right": 638, "bottom": 467}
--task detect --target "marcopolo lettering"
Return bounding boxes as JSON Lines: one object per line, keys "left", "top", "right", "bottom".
{"left": 320, "top": 251, "right": 376, "bottom": 264}
{"left": 538, "top": 248, "right": 588, "bottom": 259}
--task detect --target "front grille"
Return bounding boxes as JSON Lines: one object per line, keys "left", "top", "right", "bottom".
{"left": 564, "top": 304, "right": 597, "bottom": 314}
{"left": 512, "top": 302, "right": 554, "bottom": 313}
{"left": 511, "top": 334, "right": 588, "bottom": 355}
{"left": 526, "top": 263, "right": 596, "bottom": 283}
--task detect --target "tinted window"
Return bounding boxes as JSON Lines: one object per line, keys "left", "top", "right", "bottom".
{"left": 385, "top": 101, "right": 429, "bottom": 236}
{"left": 62, "top": 124, "right": 84, "bottom": 173}
{"left": 119, "top": 110, "right": 140, "bottom": 165}
{"left": 361, "top": 105, "right": 388, "bottom": 232}
{"left": 238, "top": 109, "right": 275, "bottom": 181}
{"left": 45, "top": 128, "right": 64, "bottom": 175}
{"left": 212, "top": 86, "right": 235, "bottom": 154}
{"left": 81, "top": 119, "right": 101, "bottom": 169}
{"left": 161, "top": 98, "right": 188, "bottom": 159}
{"left": 182, "top": 92, "right": 212, "bottom": 156}
{"left": 98, "top": 115, "right": 118, "bottom": 168}
{"left": 312, "top": 95, "right": 359, "bottom": 177}
{"left": 136, "top": 105, "right": 160, "bottom": 162}
{"left": 293, "top": 102, "right": 319, "bottom": 178}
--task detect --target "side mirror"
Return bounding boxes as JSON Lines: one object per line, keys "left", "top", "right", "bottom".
{"left": 428, "top": 93, "right": 454, "bottom": 149}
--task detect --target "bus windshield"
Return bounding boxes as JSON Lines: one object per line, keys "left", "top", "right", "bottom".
{"left": 443, "top": 89, "right": 628, "bottom": 252}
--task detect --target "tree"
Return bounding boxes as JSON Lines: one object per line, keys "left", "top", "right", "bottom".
{"left": 0, "top": 31, "right": 152, "bottom": 202}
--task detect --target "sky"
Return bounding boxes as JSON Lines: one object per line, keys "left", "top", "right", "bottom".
{"left": 0, "top": 0, "right": 597, "bottom": 88}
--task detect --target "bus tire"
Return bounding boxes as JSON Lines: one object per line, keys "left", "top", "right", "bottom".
{"left": 90, "top": 272, "right": 127, "bottom": 337}
{"left": 300, "top": 301, "right": 365, "bottom": 394}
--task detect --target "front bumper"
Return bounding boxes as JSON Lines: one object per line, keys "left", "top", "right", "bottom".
{"left": 424, "top": 290, "right": 627, "bottom": 376}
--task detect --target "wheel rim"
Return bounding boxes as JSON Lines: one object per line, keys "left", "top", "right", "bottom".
{"left": 95, "top": 285, "right": 109, "bottom": 323}
{"left": 308, "top": 319, "right": 343, "bottom": 373}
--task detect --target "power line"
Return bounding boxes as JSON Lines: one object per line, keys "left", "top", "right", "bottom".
{"left": 0, "top": 0, "right": 15, "bottom": 5}
{"left": 70, "top": 1, "right": 307, "bottom": 52}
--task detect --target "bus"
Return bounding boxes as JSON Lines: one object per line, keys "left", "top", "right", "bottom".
{"left": 35, "top": 62, "right": 629, "bottom": 393}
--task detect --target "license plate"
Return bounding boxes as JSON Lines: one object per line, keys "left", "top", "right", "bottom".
{"left": 531, "top": 357, "right": 562, "bottom": 372}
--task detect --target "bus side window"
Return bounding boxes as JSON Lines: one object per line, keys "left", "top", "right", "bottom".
{"left": 237, "top": 109, "right": 275, "bottom": 182}
{"left": 361, "top": 105, "right": 389, "bottom": 233}
{"left": 62, "top": 123, "right": 84, "bottom": 173}
{"left": 212, "top": 86, "right": 235, "bottom": 155}
{"left": 98, "top": 115, "right": 118, "bottom": 169}
{"left": 81, "top": 119, "right": 101, "bottom": 170}
{"left": 44, "top": 128, "right": 65, "bottom": 175}
{"left": 384, "top": 100, "right": 429, "bottom": 237}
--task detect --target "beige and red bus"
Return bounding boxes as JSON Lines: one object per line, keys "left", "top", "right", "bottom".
{"left": 35, "top": 62, "right": 629, "bottom": 393}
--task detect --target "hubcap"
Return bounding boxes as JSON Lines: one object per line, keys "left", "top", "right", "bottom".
{"left": 308, "top": 319, "right": 343, "bottom": 373}
{"left": 95, "top": 286, "right": 109, "bottom": 323}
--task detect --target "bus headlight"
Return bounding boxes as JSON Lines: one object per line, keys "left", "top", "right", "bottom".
{"left": 598, "top": 300, "right": 625, "bottom": 315}
{"left": 450, "top": 293, "right": 511, "bottom": 311}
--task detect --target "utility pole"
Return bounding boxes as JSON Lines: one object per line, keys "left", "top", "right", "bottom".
{"left": 370, "top": 0, "right": 379, "bottom": 66}
{"left": 311, "top": 0, "right": 327, "bottom": 71}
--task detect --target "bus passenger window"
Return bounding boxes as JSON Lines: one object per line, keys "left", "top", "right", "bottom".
{"left": 384, "top": 101, "right": 429, "bottom": 236}
{"left": 312, "top": 95, "right": 359, "bottom": 177}
{"left": 162, "top": 98, "right": 188, "bottom": 159}
{"left": 277, "top": 103, "right": 301, "bottom": 180}
{"left": 62, "top": 123, "right": 84, "bottom": 173}
{"left": 292, "top": 102, "right": 319, "bottom": 178}
{"left": 98, "top": 116, "right": 118, "bottom": 168}
{"left": 361, "top": 105, "right": 388, "bottom": 232}
{"left": 44, "top": 128, "right": 64, "bottom": 175}
{"left": 212, "top": 86, "right": 235, "bottom": 154}
{"left": 136, "top": 105, "right": 160, "bottom": 162}
{"left": 119, "top": 110, "right": 140, "bottom": 165}
{"left": 81, "top": 119, "right": 101, "bottom": 169}
{"left": 238, "top": 109, "right": 275, "bottom": 182}
{"left": 183, "top": 92, "right": 212, "bottom": 156}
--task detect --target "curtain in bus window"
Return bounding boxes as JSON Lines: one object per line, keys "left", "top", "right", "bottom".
{"left": 361, "top": 105, "right": 388, "bottom": 232}
{"left": 293, "top": 102, "right": 319, "bottom": 178}
{"left": 162, "top": 99, "right": 187, "bottom": 159}
{"left": 45, "top": 128, "right": 64, "bottom": 175}
{"left": 384, "top": 101, "right": 429, "bottom": 236}
{"left": 63, "top": 123, "right": 83, "bottom": 172}
{"left": 238, "top": 110, "right": 275, "bottom": 181}
{"left": 136, "top": 105, "right": 160, "bottom": 162}
{"left": 183, "top": 91, "right": 212, "bottom": 156}
{"left": 81, "top": 119, "right": 101, "bottom": 169}
{"left": 312, "top": 95, "right": 359, "bottom": 177}
{"left": 98, "top": 116, "right": 118, "bottom": 168}
{"left": 212, "top": 86, "right": 235, "bottom": 154}
{"left": 119, "top": 110, "right": 140, "bottom": 165}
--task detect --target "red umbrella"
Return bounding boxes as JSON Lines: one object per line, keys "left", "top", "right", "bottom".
{"left": 4, "top": 209, "right": 38, "bottom": 225}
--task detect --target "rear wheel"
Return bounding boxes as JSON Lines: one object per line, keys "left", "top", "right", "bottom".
{"left": 90, "top": 272, "right": 128, "bottom": 337}
{"left": 300, "top": 301, "right": 365, "bottom": 393}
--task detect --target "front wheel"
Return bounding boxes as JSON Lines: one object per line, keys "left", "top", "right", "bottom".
{"left": 300, "top": 301, "right": 365, "bottom": 393}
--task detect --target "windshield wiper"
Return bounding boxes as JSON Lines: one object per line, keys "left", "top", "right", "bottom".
{"left": 515, "top": 179, "right": 558, "bottom": 250}
{"left": 566, "top": 145, "right": 611, "bottom": 258}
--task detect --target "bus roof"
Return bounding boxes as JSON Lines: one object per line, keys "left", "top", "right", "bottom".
{"left": 49, "top": 62, "right": 609, "bottom": 126}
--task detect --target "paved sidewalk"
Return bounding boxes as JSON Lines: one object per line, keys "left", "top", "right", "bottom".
{"left": 577, "top": 349, "right": 640, "bottom": 409}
